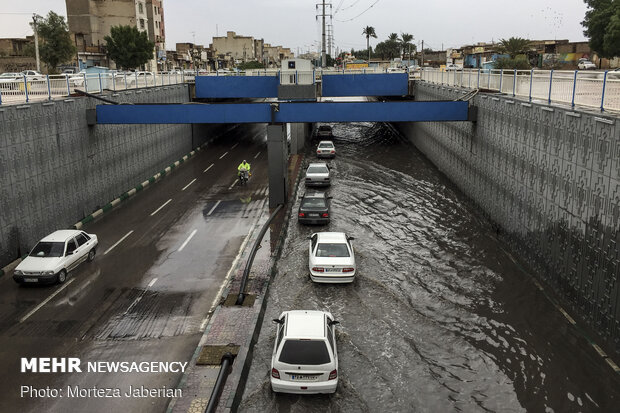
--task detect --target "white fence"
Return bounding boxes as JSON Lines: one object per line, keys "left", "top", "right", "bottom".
{"left": 420, "top": 68, "right": 620, "bottom": 112}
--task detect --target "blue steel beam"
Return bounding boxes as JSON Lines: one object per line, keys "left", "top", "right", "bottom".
{"left": 322, "top": 73, "right": 408, "bottom": 97}
{"left": 195, "top": 76, "right": 279, "bottom": 98}
{"left": 96, "top": 101, "right": 470, "bottom": 124}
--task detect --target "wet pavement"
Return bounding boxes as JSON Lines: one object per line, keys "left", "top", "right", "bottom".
{"left": 0, "top": 124, "right": 269, "bottom": 413}
{"left": 239, "top": 122, "right": 620, "bottom": 412}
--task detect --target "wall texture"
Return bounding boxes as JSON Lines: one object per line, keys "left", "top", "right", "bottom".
{"left": 398, "top": 82, "right": 620, "bottom": 351}
{"left": 0, "top": 84, "right": 223, "bottom": 267}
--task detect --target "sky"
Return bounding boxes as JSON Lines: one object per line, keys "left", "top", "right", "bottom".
{"left": 0, "top": 0, "right": 590, "bottom": 54}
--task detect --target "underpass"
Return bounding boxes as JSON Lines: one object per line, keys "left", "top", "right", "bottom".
{"left": 239, "top": 122, "right": 620, "bottom": 412}
{"left": 0, "top": 125, "right": 269, "bottom": 413}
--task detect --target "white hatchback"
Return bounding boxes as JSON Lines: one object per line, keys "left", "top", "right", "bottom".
{"left": 308, "top": 232, "right": 356, "bottom": 283}
{"left": 13, "top": 229, "right": 98, "bottom": 285}
{"left": 271, "top": 310, "right": 339, "bottom": 394}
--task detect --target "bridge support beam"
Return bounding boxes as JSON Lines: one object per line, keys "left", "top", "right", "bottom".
{"left": 289, "top": 123, "right": 310, "bottom": 154}
{"left": 267, "top": 124, "right": 288, "bottom": 208}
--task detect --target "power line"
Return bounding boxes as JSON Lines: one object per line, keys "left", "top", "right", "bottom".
{"left": 334, "top": 0, "right": 381, "bottom": 22}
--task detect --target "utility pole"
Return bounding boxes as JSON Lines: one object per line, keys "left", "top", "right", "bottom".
{"left": 32, "top": 14, "right": 40, "bottom": 72}
{"left": 316, "top": 1, "right": 332, "bottom": 68}
{"left": 421, "top": 40, "right": 424, "bottom": 68}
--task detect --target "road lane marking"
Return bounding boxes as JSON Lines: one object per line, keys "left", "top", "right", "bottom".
{"left": 200, "top": 317, "right": 209, "bottom": 331}
{"left": 20, "top": 279, "right": 76, "bottom": 323}
{"left": 207, "top": 200, "right": 222, "bottom": 216}
{"left": 254, "top": 151, "right": 261, "bottom": 159}
{"left": 182, "top": 178, "right": 197, "bottom": 191}
{"left": 150, "top": 199, "right": 172, "bottom": 216}
{"left": 148, "top": 277, "right": 158, "bottom": 288}
{"left": 178, "top": 229, "right": 198, "bottom": 252}
{"left": 219, "top": 151, "right": 228, "bottom": 159}
{"left": 104, "top": 230, "right": 134, "bottom": 255}
{"left": 231, "top": 143, "right": 239, "bottom": 149}
{"left": 203, "top": 163, "right": 214, "bottom": 173}
{"left": 229, "top": 180, "right": 238, "bottom": 190}
{"left": 124, "top": 278, "right": 158, "bottom": 316}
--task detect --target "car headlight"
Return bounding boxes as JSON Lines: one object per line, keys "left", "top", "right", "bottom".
{"left": 14, "top": 270, "right": 23, "bottom": 276}
{"left": 45, "top": 271, "right": 55, "bottom": 275}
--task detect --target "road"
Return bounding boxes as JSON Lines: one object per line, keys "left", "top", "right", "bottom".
{"left": 239, "top": 122, "right": 620, "bottom": 412}
{"left": 0, "top": 124, "right": 268, "bottom": 413}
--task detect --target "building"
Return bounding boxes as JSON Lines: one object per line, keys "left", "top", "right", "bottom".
{"left": 65, "top": 0, "right": 163, "bottom": 71}
{"left": 146, "top": 0, "right": 166, "bottom": 71}
{"left": 211, "top": 31, "right": 259, "bottom": 63}
{"left": 263, "top": 43, "right": 294, "bottom": 67}
{"left": 0, "top": 37, "right": 36, "bottom": 72}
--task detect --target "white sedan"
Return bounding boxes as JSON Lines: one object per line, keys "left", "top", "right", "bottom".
{"left": 308, "top": 232, "right": 356, "bottom": 283}
{"left": 13, "top": 229, "right": 98, "bottom": 285}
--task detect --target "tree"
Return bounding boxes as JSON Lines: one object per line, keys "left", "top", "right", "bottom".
{"left": 400, "top": 33, "right": 414, "bottom": 60}
{"left": 498, "top": 37, "right": 531, "bottom": 59}
{"left": 237, "top": 60, "right": 264, "bottom": 70}
{"left": 494, "top": 57, "right": 531, "bottom": 70}
{"left": 104, "top": 25, "right": 154, "bottom": 70}
{"left": 31, "top": 12, "right": 76, "bottom": 73}
{"left": 582, "top": 0, "right": 620, "bottom": 60}
{"left": 362, "top": 26, "right": 377, "bottom": 62}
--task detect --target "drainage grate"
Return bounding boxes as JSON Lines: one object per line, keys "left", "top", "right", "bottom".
{"left": 221, "top": 293, "right": 256, "bottom": 307}
{"left": 196, "top": 344, "right": 239, "bottom": 365}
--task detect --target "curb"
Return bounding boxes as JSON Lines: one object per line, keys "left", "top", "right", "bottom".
{"left": 73, "top": 145, "right": 206, "bottom": 230}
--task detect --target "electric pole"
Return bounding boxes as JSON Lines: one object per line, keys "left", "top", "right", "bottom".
{"left": 316, "top": 1, "right": 332, "bottom": 68}
{"left": 32, "top": 14, "right": 40, "bottom": 72}
{"left": 421, "top": 40, "right": 424, "bottom": 67}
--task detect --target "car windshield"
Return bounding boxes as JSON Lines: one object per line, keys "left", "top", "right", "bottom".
{"left": 318, "top": 143, "right": 333, "bottom": 148}
{"left": 307, "top": 166, "right": 328, "bottom": 174}
{"left": 279, "top": 340, "right": 331, "bottom": 365}
{"left": 30, "top": 241, "right": 65, "bottom": 258}
{"left": 316, "top": 242, "right": 350, "bottom": 257}
{"left": 319, "top": 126, "right": 331, "bottom": 131}
{"left": 302, "top": 198, "right": 326, "bottom": 208}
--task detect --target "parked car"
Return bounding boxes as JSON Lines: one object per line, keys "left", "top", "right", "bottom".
{"left": 316, "top": 125, "right": 333, "bottom": 138}
{"left": 271, "top": 310, "right": 339, "bottom": 394}
{"left": 0, "top": 72, "right": 23, "bottom": 84}
{"left": 298, "top": 192, "right": 331, "bottom": 225}
{"left": 308, "top": 232, "right": 356, "bottom": 283}
{"left": 316, "top": 140, "right": 336, "bottom": 158}
{"left": 117, "top": 71, "right": 155, "bottom": 86}
{"left": 305, "top": 162, "right": 331, "bottom": 187}
{"left": 445, "top": 64, "right": 461, "bottom": 71}
{"left": 21, "top": 70, "right": 45, "bottom": 80}
{"left": 13, "top": 230, "right": 98, "bottom": 285}
{"left": 578, "top": 59, "right": 596, "bottom": 70}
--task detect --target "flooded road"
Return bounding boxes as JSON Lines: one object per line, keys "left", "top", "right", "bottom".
{"left": 240, "top": 122, "right": 620, "bottom": 412}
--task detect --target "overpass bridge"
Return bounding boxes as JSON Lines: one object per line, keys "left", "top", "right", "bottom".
{"left": 91, "top": 71, "right": 476, "bottom": 207}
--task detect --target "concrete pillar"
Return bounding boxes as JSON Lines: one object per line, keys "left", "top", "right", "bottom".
{"left": 288, "top": 123, "right": 311, "bottom": 154}
{"left": 267, "top": 124, "right": 288, "bottom": 208}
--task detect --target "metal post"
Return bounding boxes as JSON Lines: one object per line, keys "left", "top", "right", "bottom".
{"left": 23, "top": 74, "right": 29, "bottom": 103}
{"left": 0, "top": 84, "right": 3, "bottom": 105}
{"left": 571, "top": 70, "right": 578, "bottom": 108}
{"left": 32, "top": 15, "right": 41, "bottom": 72}
{"left": 46, "top": 74, "right": 51, "bottom": 100}
{"left": 83, "top": 72, "right": 87, "bottom": 93}
{"left": 441, "top": 70, "right": 443, "bottom": 85}
{"left": 204, "top": 353, "right": 235, "bottom": 413}
{"left": 499, "top": 69, "right": 503, "bottom": 92}
{"left": 124, "top": 73, "right": 128, "bottom": 90}
{"left": 98, "top": 73, "right": 102, "bottom": 92}
{"left": 468, "top": 69, "right": 472, "bottom": 88}
{"left": 512, "top": 69, "right": 517, "bottom": 97}
{"left": 112, "top": 73, "right": 116, "bottom": 91}
{"left": 477, "top": 68, "right": 480, "bottom": 89}
{"left": 529, "top": 69, "right": 533, "bottom": 102}
{"left": 135, "top": 71, "right": 138, "bottom": 88}
{"left": 66, "top": 75, "right": 70, "bottom": 96}
{"left": 488, "top": 69, "right": 491, "bottom": 89}
{"left": 295, "top": 70, "right": 298, "bottom": 85}
{"left": 601, "top": 70, "right": 608, "bottom": 112}
{"left": 548, "top": 69, "right": 553, "bottom": 105}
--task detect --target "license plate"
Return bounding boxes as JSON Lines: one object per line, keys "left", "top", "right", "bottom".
{"left": 24, "top": 278, "right": 39, "bottom": 283}
{"left": 309, "top": 213, "right": 319, "bottom": 217}
{"left": 324, "top": 268, "right": 340, "bottom": 273}
{"left": 291, "top": 374, "right": 319, "bottom": 381}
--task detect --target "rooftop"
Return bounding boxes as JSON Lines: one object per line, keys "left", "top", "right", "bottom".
{"left": 285, "top": 310, "right": 326, "bottom": 338}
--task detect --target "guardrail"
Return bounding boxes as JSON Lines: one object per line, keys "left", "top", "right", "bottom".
{"left": 419, "top": 67, "right": 620, "bottom": 112}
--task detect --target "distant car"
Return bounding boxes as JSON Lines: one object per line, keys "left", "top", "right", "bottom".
{"left": 316, "top": 140, "right": 336, "bottom": 158}
{"left": 316, "top": 125, "right": 333, "bottom": 138}
{"left": 578, "top": 60, "right": 596, "bottom": 70}
{"left": 305, "top": 162, "right": 330, "bottom": 187}
{"left": 270, "top": 310, "right": 339, "bottom": 394}
{"left": 21, "top": 70, "right": 44, "bottom": 80}
{"left": 0, "top": 72, "right": 23, "bottom": 84}
{"left": 407, "top": 65, "right": 420, "bottom": 71}
{"left": 604, "top": 68, "right": 620, "bottom": 79}
{"left": 445, "top": 64, "right": 461, "bottom": 71}
{"left": 298, "top": 192, "right": 331, "bottom": 225}
{"left": 308, "top": 232, "right": 356, "bottom": 283}
{"left": 13, "top": 230, "right": 98, "bottom": 285}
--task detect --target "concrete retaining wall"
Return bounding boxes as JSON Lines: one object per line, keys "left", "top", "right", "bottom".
{"left": 0, "top": 85, "right": 223, "bottom": 266}
{"left": 398, "top": 81, "right": 620, "bottom": 350}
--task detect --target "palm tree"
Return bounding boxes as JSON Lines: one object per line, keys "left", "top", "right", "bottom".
{"left": 387, "top": 33, "right": 400, "bottom": 59}
{"left": 400, "top": 33, "right": 414, "bottom": 61}
{"left": 498, "top": 37, "right": 531, "bottom": 59}
{"left": 362, "top": 26, "right": 377, "bottom": 62}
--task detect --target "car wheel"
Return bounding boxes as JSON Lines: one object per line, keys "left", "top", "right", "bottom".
{"left": 87, "top": 248, "right": 96, "bottom": 262}
{"left": 57, "top": 269, "right": 67, "bottom": 284}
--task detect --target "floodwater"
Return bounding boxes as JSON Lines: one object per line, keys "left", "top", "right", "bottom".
{"left": 239, "top": 122, "right": 620, "bottom": 412}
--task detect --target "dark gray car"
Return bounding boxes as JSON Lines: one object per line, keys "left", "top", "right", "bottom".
{"left": 298, "top": 192, "right": 331, "bottom": 224}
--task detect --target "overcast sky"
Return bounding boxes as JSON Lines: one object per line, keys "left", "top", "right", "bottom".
{"left": 0, "top": 0, "right": 589, "bottom": 54}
